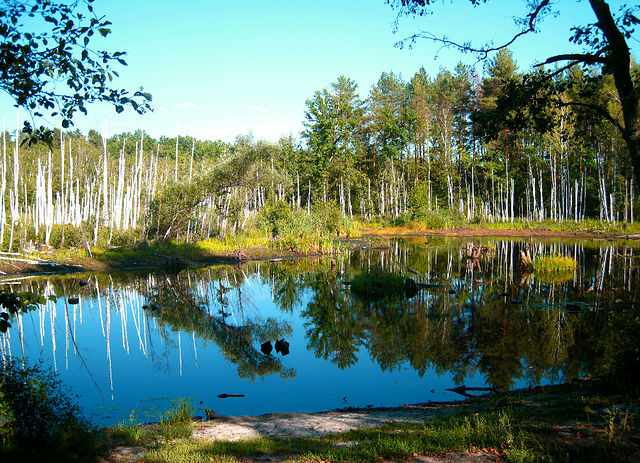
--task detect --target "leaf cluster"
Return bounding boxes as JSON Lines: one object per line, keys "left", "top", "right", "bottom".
{"left": 0, "top": 289, "right": 53, "bottom": 333}
{"left": 0, "top": 359, "right": 97, "bottom": 460}
{"left": 0, "top": 0, "right": 151, "bottom": 143}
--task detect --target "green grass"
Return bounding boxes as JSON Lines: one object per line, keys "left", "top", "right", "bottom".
{"left": 111, "top": 381, "right": 638, "bottom": 463}
{"left": 474, "top": 218, "right": 640, "bottom": 234}
{"left": 533, "top": 255, "right": 577, "bottom": 274}
{"left": 196, "top": 232, "right": 269, "bottom": 253}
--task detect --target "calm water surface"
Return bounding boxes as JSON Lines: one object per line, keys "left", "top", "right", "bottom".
{"left": 1, "top": 237, "right": 637, "bottom": 426}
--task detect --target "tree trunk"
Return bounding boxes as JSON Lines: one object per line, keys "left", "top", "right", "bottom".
{"left": 589, "top": 0, "right": 640, "bottom": 183}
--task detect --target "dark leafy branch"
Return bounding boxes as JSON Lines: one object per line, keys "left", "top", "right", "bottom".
{"left": 0, "top": 0, "right": 152, "bottom": 144}
{"left": 388, "top": 0, "right": 640, "bottom": 182}
{"left": 0, "top": 289, "right": 54, "bottom": 332}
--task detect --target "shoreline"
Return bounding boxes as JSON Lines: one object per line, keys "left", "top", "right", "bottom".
{"left": 103, "top": 379, "right": 639, "bottom": 462}
{"left": 1, "top": 227, "right": 638, "bottom": 278}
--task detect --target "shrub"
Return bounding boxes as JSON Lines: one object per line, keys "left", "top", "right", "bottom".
{"left": 255, "top": 198, "right": 293, "bottom": 237}
{"left": 391, "top": 212, "right": 412, "bottom": 227}
{"left": 110, "top": 227, "right": 145, "bottom": 247}
{"left": 48, "top": 224, "right": 88, "bottom": 249}
{"left": 311, "top": 200, "right": 343, "bottom": 236}
{"left": 0, "top": 359, "right": 98, "bottom": 461}
{"left": 417, "top": 209, "right": 463, "bottom": 229}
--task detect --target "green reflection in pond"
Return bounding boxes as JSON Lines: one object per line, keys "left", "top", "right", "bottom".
{"left": 143, "top": 273, "right": 294, "bottom": 380}
{"left": 3, "top": 237, "right": 640, "bottom": 396}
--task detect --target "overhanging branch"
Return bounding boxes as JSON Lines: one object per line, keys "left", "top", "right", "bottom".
{"left": 535, "top": 51, "right": 609, "bottom": 67}
{"left": 396, "top": 0, "right": 552, "bottom": 59}
{"left": 556, "top": 99, "right": 625, "bottom": 134}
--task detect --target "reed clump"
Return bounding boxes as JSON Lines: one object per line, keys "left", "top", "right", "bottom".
{"left": 533, "top": 255, "right": 577, "bottom": 274}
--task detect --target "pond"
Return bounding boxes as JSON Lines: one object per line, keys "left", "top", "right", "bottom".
{"left": 1, "top": 237, "right": 638, "bottom": 427}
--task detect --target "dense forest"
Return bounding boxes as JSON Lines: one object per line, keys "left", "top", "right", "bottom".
{"left": 0, "top": 49, "right": 637, "bottom": 251}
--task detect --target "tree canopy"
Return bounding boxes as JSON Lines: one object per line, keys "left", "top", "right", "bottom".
{"left": 0, "top": 0, "right": 151, "bottom": 141}
{"left": 387, "top": 0, "right": 640, "bottom": 181}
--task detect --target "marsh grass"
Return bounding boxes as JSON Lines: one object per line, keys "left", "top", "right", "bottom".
{"left": 349, "top": 267, "right": 407, "bottom": 297}
{"left": 105, "top": 399, "right": 195, "bottom": 451}
{"left": 109, "top": 412, "right": 144, "bottom": 446}
{"left": 533, "top": 255, "right": 577, "bottom": 274}
{"left": 474, "top": 218, "right": 640, "bottom": 234}
{"left": 196, "top": 233, "right": 269, "bottom": 253}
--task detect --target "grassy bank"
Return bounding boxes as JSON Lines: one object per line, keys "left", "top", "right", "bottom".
{"left": 102, "top": 380, "right": 638, "bottom": 463}
{"left": 3, "top": 213, "right": 640, "bottom": 277}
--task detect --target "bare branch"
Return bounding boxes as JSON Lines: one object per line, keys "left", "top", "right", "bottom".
{"left": 396, "top": 0, "right": 552, "bottom": 59}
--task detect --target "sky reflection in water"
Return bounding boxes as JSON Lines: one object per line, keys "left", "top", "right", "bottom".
{"left": 1, "top": 237, "right": 635, "bottom": 426}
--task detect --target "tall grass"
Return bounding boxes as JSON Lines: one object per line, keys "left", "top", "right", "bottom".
{"left": 533, "top": 255, "right": 577, "bottom": 274}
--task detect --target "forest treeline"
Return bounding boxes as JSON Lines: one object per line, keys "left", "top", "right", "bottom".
{"left": 0, "top": 49, "right": 637, "bottom": 251}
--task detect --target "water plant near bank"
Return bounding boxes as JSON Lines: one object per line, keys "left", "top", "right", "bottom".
{"left": 533, "top": 255, "right": 577, "bottom": 274}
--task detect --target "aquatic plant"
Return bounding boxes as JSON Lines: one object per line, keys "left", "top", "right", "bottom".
{"left": 349, "top": 267, "right": 407, "bottom": 297}
{"left": 533, "top": 255, "right": 577, "bottom": 274}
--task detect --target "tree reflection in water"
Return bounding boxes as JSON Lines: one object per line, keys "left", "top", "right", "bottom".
{"left": 143, "top": 273, "right": 294, "bottom": 380}
{"left": 3, "top": 238, "right": 639, "bottom": 393}
{"left": 290, "top": 238, "right": 640, "bottom": 390}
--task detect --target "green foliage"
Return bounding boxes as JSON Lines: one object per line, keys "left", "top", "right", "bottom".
{"left": 417, "top": 209, "right": 464, "bottom": 229}
{"left": 0, "top": 0, "right": 151, "bottom": 140}
{"left": 147, "top": 148, "right": 257, "bottom": 241}
{"left": 109, "top": 227, "right": 146, "bottom": 248}
{"left": 311, "top": 200, "right": 344, "bottom": 236}
{"left": 109, "top": 413, "right": 143, "bottom": 446}
{"left": 603, "top": 407, "right": 633, "bottom": 444}
{"left": 156, "top": 399, "right": 195, "bottom": 441}
{"left": 533, "top": 255, "right": 577, "bottom": 274}
{"left": 253, "top": 200, "right": 348, "bottom": 254}
{"left": 407, "top": 181, "right": 464, "bottom": 228}
{"left": 48, "top": 224, "right": 88, "bottom": 249}
{"left": 196, "top": 232, "right": 268, "bottom": 253}
{"left": 349, "top": 267, "right": 407, "bottom": 296}
{"left": 0, "top": 360, "right": 98, "bottom": 461}
{"left": 259, "top": 199, "right": 293, "bottom": 237}
{"left": 163, "top": 398, "right": 196, "bottom": 424}
{"left": 0, "top": 289, "right": 51, "bottom": 333}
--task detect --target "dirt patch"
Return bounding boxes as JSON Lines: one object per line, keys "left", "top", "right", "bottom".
{"left": 191, "top": 405, "right": 458, "bottom": 441}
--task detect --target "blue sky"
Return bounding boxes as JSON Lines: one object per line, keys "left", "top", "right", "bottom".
{"left": 1, "top": 0, "right": 637, "bottom": 142}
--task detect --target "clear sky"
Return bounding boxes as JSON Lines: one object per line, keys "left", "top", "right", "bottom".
{"left": 1, "top": 0, "right": 637, "bottom": 142}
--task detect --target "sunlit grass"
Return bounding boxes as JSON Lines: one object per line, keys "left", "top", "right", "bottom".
{"left": 196, "top": 232, "right": 269, "bottom": 253}
{"left": 475, "top": 218, "right": 640, "bottom": 234}
{"left": 533, "top": 255, "right": 577, "bottom": 274}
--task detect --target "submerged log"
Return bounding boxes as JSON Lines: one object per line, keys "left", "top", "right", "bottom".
{"left": 447, "top": 385, "right": 496, "bottom": 398}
